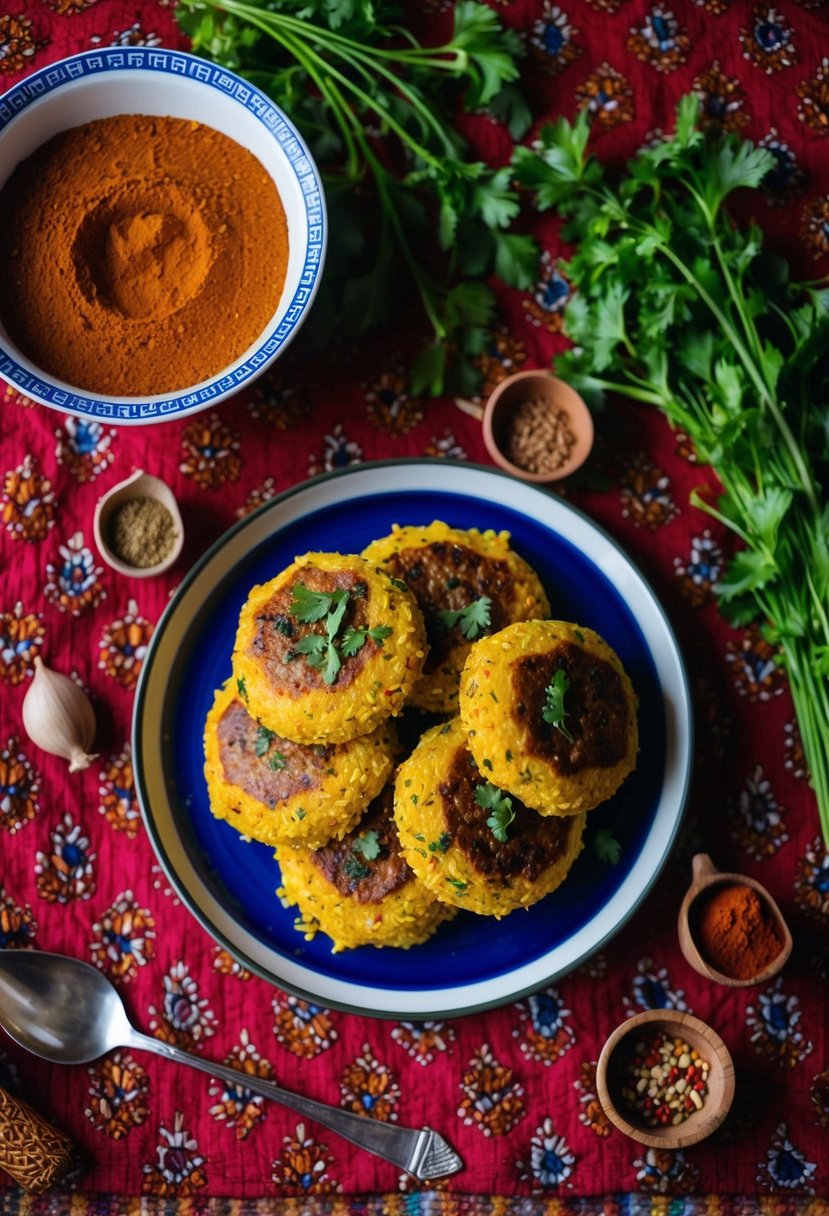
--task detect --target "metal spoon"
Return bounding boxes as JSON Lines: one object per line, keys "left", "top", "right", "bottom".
{"left": 0, "top": 949, "right": 462, "bottom": 1182}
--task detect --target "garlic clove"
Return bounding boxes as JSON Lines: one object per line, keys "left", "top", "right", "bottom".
{"left": 22, "top": 656, "right": 98, "bottom": 773}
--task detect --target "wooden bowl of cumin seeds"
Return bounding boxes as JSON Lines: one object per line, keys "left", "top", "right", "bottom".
{"left": 482, "top": 369, "right": 594, "bottom": 484}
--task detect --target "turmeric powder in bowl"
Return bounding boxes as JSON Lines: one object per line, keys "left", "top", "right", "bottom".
{"left": 0, "top": 114, "right": 289, "bottom": 397}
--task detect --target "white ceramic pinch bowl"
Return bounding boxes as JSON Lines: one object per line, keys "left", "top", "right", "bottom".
{"left": 0, "top": 48, "right": 326, "bottom": 425}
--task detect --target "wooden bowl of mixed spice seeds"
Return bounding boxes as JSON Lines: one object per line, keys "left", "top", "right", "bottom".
{"left": 94, "top": 469, "right": 184, "bottom": 578}
{"left": 596, "top": 1009, "right": 735, "bottom": 1149}
{"left": 482, "top": 370, "right": 594, "bottom": 484}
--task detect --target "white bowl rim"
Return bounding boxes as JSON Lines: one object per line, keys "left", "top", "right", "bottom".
{"left": 0, "top": 47, "right": 327, "bottom": 425}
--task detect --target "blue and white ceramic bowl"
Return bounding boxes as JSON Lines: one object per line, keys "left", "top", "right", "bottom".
{"left": 0, "top": 48, "right": 326, "bottom": 424}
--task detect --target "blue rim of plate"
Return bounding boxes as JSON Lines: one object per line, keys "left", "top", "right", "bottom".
{"left": 0, "top": 48, "right": 325, "bottom": 424}
{"left": 133, "top": 461, "right": 692, "bottom": 1019}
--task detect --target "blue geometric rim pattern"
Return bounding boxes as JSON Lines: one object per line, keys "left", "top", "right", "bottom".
{"left": 0, "top": 49, "right": 325, "bottom": 422}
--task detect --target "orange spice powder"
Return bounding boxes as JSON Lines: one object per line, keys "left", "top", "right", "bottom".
{"left": 691, "top": 882, "right": 784, "bottom": 980}
{"left": 0, "top": 114, "right": 289, "bottom": 396}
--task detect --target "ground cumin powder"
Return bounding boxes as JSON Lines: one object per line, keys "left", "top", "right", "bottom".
{"left": 0, "top": 114, "right": 289, "bottom": 396}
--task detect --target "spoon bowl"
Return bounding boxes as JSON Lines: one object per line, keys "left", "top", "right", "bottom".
{"left": 678, "top": 853, "right": 791, "bottom": 987}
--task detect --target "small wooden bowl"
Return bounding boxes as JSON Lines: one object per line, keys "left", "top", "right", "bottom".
{"left": 93, "top": 469, "right": 184, "bottom": 578}
{"left": 678, "top": 853, "right": 792, "bottom": 988}
{"left": 596, "top": 1009, "right": 735, "bottom": 1149}
{"left": 481, "top": 370, "right": 594, "bottom": 484}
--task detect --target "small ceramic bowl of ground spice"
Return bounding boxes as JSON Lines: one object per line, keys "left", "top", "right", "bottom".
{"left": 481, "top": 370, "right": 594, "bottom": 484}
{"left": 596, "top": 1009, "right": 735, "bottom": 1149}
{"left": 94, "top": 470, "right": 184, "bottom": 578}
{"left": 678, "top": 853, "right": 792, "bottom": 987}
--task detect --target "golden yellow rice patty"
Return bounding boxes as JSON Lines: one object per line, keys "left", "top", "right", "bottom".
{"left": 362, "top": 521, "right": 550, "bottom": 713}
{"left": 394, "top": 717, "right": 585, "bottom": 917}
{"left": 203, "top": 680, "right": 397, "bottom": 849}
{"left": 276, "top": 786, "right": 455, "bottom": 952}
{"left": 232, "top": 551, "right": 427, "bottom": 745}
{"left": 459, "top": 619, "right": 638, "bottom": 816}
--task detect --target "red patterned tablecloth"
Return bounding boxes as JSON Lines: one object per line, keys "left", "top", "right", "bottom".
{"left": 1, "top": 1, "right": 828, "bottom": 1212}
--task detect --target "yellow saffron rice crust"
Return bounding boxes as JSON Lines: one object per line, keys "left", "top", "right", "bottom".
{"left": 276, "top": 786, "right": 455, "bottom": 952}
{"left": 393, "top": 717, "right": 586, "bottom": 918}
{"left": 203, "top": 680, "right": 397, "bottom": 849}
{"left": 459, "top": 619, "right": 638, "bottom": 816}
{"left": 232, "top": 551, "right": 427, "bottom": 745}
{"left": 362, "top": 521, "right": 550, "bottom": 714}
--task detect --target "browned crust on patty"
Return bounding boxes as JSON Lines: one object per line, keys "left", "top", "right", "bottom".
{"left": 217, "top": 697, "right": 334, "bottom": 805}
{"left": 310, "top": 787, "right": 412, "bottom": 904}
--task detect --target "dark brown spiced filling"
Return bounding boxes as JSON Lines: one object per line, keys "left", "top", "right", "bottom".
{"left": 311, "top": 787, "right": 411, "bottom": 904}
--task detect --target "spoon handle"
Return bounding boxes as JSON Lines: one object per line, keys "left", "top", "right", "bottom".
{"left": 128, "top": 1030, "right": 462, "bottom": 1182}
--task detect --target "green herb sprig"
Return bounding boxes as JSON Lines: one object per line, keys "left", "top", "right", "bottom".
{"left": 475, "top": 781, "right": 515, "bottom": 842}
{"left": 438, "top": 595, "right": 492, "bottom": 640}
{"left": 288, "top": 582, "right": 391, "bottom": 684}
{"left": 542, "top": 669, "right": 574, "bottom": 743}
{"left": 515, "top": 93, "right": 829, "bottom": 843}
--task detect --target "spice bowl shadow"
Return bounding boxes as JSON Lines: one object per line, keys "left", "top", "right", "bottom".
{"left": 94, "top": 469, "right": 184, "bottom": 578}
{"left": 677, "top": 853, "right": 792, "bottom": 988}
{"left": 481, "top": 369, "right": 594, "bottom": 484}
{"left": 596, "top": 1009, "right": 735, "bottom": 1150}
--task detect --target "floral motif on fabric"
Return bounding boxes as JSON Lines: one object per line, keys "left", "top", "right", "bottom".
{"left": 98, "top": 599, "right": 153, "bottom": 689}
{"left": 213, "top": 945, "right": 251, "bottom": 980}
{"left": 458, "top": 1044, "right": 526, "bottom": 1136}
{"left": 673, "top": 429, "right": 700, "bottom": 463}
{"left": 796, "top": 57, "right": 829, "bottom": 132}
{"left": 514, "top": 988, "right": 575, "bottom": 1065}
{"left": 273, "top": 992, "right": 337, "bottom": 1058}
{"left": 725, "top": 626, "right": 786, "bottom": 700}
{"left": 90, "top": 890, "right": 155, "bottom": 981}
{"left": 673, "top": 530, "right": 723, "bottom": 607}
{"left": 575, "top": 63, "right": 634, "bottom": 129}
{"left": 516, "top": 1115, "right": 575, "bottom": 1190}
{"left": 142, "top": 1111, "right": 208, "bottom": 1196}
{"left": 391, "top": 1021, "right": 456, "bottom": 1066}
{"left": 0, "top": 14, "right": 45, "bottom": 74}
{"left": 693, "top": 60, "right": 749, "bottom": 130}
{"left": 584, "top": 0, "right": 628, "bottom": 10}
{"left": 0, "top": 602, "right": 45, "bottom": 685}
{"left": 180, "top": 413, "right": 242, "bottom": 488}
{"left": 247, "top": 372, "right": 308, "bottom": 429}
{"left": 98, "top": 747, "right": 140, "bottom": 837}
{"left": 783, "top": 718, "right": 807, "bottom": 781}
{"left": 619, "top": 454, "right": 679, "bottom": 530}
{"left": 523, "top": 253, "right": 571, "bottom": 332}
{"left": 739, "top": 5, "right": 797, "bottom": 73}
{"left": 0, "top": 736, "right": 40, "bottom": 835}
{"left": 794, "top": 835, "right": 829, "bottom": 922}
{"left": 208, "top": 1030, "right": 271, "bottom": 1138}
{"left": 800, "top": 194, "right": 829, "bottom": 257}
{"left": 148, "top": 960, "right": 218, "bottom": 1049}
{"left": 340, "top": 1043, "right": 400, "bottom": 1122}
{"left": 271, "top": 1122, "right": 340, "bottom": 1195}
{"left": 54, "top": 418, "right": 115, "bottom": 483}
{"left": 308, "top": 424, "right": 363, "bottom": 477}
{"left": 759, "top": 129, "right": 808, "bottom": 204}
{"left": 692, "top": 0, "right": 730, "bottom": 17}
{"left": 634, "top": 1147, "right": 700, "bottom": 1194}
{"left": 623, "top": 957, "right": 688, "bottom": 1014}
{"left": 757, "top": 1121, "right": 817, "bottom": 1192}
{"left": 2, "top": 454, "right": 56, "bottom": 542}
{"left": 423, "top": 429, "right": 467, "bottom": 460}
{"left": 0, "top": 887, "right": 37, "bottom": 948}
{"left": 574, "top": 1061, "right": 612, "bottom": 1137}
{"left": 89, "top": 21, "right": 161, "bottom": 47}
{"left": 474, "top": 328, "right": 527, "bottom": 396}
{"left": 44, "top": 531, "right": 105, "bottom": 615}
{"left": 35, "top": 812, "right": 96, "bottom": 902}
{"left": 627, "top": 6, "right": 689, "bottom": 72}
{"left": 237, "top": 478, "right": 277, "bottom": 518}
{"left": 365, "top": 371, "right": 424, "bottom": 435}
{"left": 730, "top": 764, "right": 788, "bottom": 858}
{"left": 810, "top": 1070, "right": 829, "bottom": 1128}
{"left": 85, "top": 1052, "right": 149, "bottom": 1139}
{"left": 530, "top": 5, "right": 582, "bottom": 75}
{"left": 747, "top": 979, "right": 813, "bottom": 1070}
{"left": 3, "top": 386, "right": 37, "bottom": 410}
{"left": 44, "top": 0, "right": 99, "bottom": 12}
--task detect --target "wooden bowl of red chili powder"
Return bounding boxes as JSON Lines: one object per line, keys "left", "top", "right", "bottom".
{"left": 0, "top": 49, "right": 325, "bottom": 423}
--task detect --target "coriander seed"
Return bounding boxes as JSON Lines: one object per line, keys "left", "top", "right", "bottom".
{"left": 108, "top": 496, "right": 177, "bottom": 569}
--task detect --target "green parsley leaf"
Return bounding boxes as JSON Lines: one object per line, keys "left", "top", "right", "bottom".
{"left": 343, "top": 854, "right": 370, "bottom": 881}
{"left": 290, "top": 583, "right": 348, "bottom": 623}
{"left": 353, "top": 830, "right": 381, "bottom": 860}
{"left": 593, "top": 828, "right": 622, "bottom": 865}
{"left": 437, "top": 595, "right": 492, "bottom": 640}
{"left": 543, "top": 669, "right": 574, "bottom": 743}
{"left": 341, "top": 624, "right": 393, "bottom": 657}
{"left": 268, "top": 751, "right": 287, "bottom": 771}
{"left": 429, "top": 832, "right": 452, "bottom": 853}
{"left": 236, "top": 676, "right": 248, "bottom": 702}
{"left": 254, "top": 725, "right": 276, "bottom": 757}
{"left": 475, "top": 781, "right": 515, "bottom": 842}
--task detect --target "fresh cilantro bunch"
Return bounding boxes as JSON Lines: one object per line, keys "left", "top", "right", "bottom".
{"left": 437, "top": 594, "right": 491, "bottom": 639}
{"left": 176, "top": 0, "right": 536, "bottom": 395}
{"left": 514, "top": 94, "right": 829, "bottom": 843}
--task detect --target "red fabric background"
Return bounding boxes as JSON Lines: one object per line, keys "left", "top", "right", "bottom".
{"left": 0, "top": 0, "right": 828, "bottom": 1202}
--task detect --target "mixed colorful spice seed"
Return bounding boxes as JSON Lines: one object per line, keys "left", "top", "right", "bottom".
{"left": 619, "top": 1034, "right": 710, "bottom": 1127}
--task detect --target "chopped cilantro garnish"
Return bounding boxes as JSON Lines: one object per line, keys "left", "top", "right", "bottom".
{"left": 294, "top": 808, "right": 306, "bottom": 820}
{"left": 343, "top": 854, "right": 370, "bottom": 881}
{"left": 593, "top": 828, "right": 622, "bottom": 864}
{"left": 437, "top": 595, "right": 492, "bottom": 640}
{"left": 475, "top": 781, "right": 516, "bottom": 842}
{"left": 290, "top": 583, "right": 349, "bottom": 623}
{"left": 543, "top": 669, "right": 574, "bottom": 743}
{"left": 574, "top": 628, "right": 585, "bottom": 644}
{"left": 389, "top": 576, "right": 409, "bottom": 593}
{"left": 429, "top": 832, "right": 452, "bottom": 854}
{"left": 268, "top": 751, "right": 287, "bottom": 771}
{"left": 254, "top": 724, "right": 276, "bottom": 757}
{"left": 236, "top": 676, "right": 248, "bottom": 702}
{"left": 353, "top": 830, "right": 381, "bottom": 860}
{"left": 446, "top": 876, "right": 468, "bottom": 891}
{"left": 341, "top": 624, "right": 393, "bottom": 657}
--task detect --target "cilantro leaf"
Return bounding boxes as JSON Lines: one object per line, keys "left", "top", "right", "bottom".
{"left": 269, "top": 751, "right": 287, "bottom": 771}
{"left": 543, "top": 669, "right": 574, "bottom": 743}
{"left": 343, "top": 854, "right": 370, "bottom": 881}
{"left": 475, "top": 781, "right": 515, "bottom": 842}
{"left": 254, "top": 725, "right": 276, "bottom": 757}
{"left": 236, "top": 676, "right": 248, "bottom": 702}
{"left": 341, "top": 624, "right": 393, "bottom": 656}
{"left": 290, "top": 583, "right": 348, "bottom": 623}
{"left": 353, "top": 830, "right": 381, "bottom": 860}
{"left": 438, "top": 595, "right": 492, "bottom": 640}
{"left": 593, "top": 828, "right": 622, "bottom": 865}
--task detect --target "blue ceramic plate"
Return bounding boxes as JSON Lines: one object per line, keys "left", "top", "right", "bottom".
{"left": 133, "top": 462, "right": 691, "bottom": 1017}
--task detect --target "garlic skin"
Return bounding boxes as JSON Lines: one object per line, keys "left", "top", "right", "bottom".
{"left": 22, "top": 657, "right": 98, "bottom": 772}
